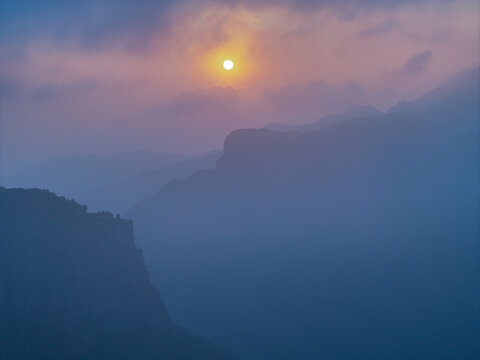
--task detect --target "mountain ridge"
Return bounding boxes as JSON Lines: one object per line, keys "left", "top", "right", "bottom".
{"left": 0, "top": 187, "right": 236, "bottom": 360}
{"left": 2, "top": 151, "right": 189, "bottom": 194}
{"left": 264, "top": 104, "right": 383, "bottom": 133}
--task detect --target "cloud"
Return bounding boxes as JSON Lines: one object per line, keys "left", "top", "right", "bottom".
{"left": 129, "top": 85, "right": 244, "bottom": 154}
{"left": 382, "top": 50, "right": 433, "bottom": 82}
{"left": 0, "top": 71, "right": 96, "bottom": 103}
{"left": 399, "top": 51, "right": 433, "bottom": 76}
{"left": 29, "top": 82, "right": 97, "bottom": 103}
{"left": 0, "top": 0, "right": 176, "bottom": 51}
{"left": 359, "top": 18, "right": 395, "bottom": 37}
{"left": 0, "top": 0, "right": 454, "bottom": 53}
{"left": 218, "top": 0, "right": 447, "bottom": 10}
{"left": 0, "top": 74, "right": 23, "bottom": 98}
{"left": 164, "top": 86, "right": 238, "bottom": 117}
{"left": 265, "top": 80, "right": 364, "bottom": 120}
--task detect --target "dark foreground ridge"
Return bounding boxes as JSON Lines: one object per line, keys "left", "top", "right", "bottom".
{"left": 0, "top": 187, "right": 235, "bottom": 360}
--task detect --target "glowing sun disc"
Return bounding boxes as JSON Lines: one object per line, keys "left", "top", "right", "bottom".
{"left": 223, "top": 60, "right": 234, "bottom": 70}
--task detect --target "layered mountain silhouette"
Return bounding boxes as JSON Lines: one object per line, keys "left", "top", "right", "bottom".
{"left": 2, "top": 151, "right": 220, "bottom": 214}
{"left": 265, "top": 104, "right": 382, "bottom": 132}
{"left": 126, "top": 67, "right": 479, "bottom": 360}
{"left": 388, "top": 67, "right": 478, "bottom": 115}
{"left": 71, "top": 151, "right": 222, "bottom": 213}
{"left": 0, "top": 187, "right": 235, "bottom": 360}
{"left": 2, "top": 151, "right": 188, "bottom": 195}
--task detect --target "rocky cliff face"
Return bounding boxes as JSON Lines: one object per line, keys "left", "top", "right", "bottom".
{"left": 0, "top": 187, "right": 234, "bottom": 360}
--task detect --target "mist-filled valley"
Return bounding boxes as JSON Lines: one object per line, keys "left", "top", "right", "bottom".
{"left": 126, "top": 69, "right": 479, "bottom": 359}
{"left": 1, "top": 1, "right": 479, "bottom": 359}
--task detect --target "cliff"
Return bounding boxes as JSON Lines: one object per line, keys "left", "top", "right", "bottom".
{"left": 0, "top": 187, "right": 234, "bottom": 360}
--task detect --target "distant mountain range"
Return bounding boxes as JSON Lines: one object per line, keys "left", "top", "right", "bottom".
{"left": 388, "top": 67, "right": 478, "bottom": 114}
{"left": 2, "top": 151, "right": 221, "bottom": 214}
{"left": 71, "top": 151, "right": 222, "bottom": 214}
{"left": 126, "top": 67, "right": 479, "bottom": 360}
{"left": 265, "top": 104, "right": 383, "bottom": 132}
{"left": 2, "top": 151, "right": 188, "bottom": 194}
{"left": 0, "top": 187, "right": 235, "bottom": 360}
{"left": 265, "top": 66, "right": 478, "bottom": 133}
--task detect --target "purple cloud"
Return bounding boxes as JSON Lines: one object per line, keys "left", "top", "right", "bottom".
{"left": 359, "top": 18, "right": 395, "bottom": 37}
{"left": 400, "top": 51, "right": 432, "bottom": 76}
{"left": 165, "top": 86, "right": 238, "bottom": 117}
{"left": 265, "top": 80, "right": 364, "bottom": 119}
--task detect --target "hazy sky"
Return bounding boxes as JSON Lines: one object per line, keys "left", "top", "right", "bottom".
{"left": 1, "top": 0, "right": 478, "bottom": 172}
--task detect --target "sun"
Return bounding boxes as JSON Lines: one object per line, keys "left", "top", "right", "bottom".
{"left": 223, "top": 59, "right": 234, "bottom": 70}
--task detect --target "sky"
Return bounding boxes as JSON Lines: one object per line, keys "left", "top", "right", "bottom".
{"left": 0, "top": 0, "right": 479, "bottom": 173}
